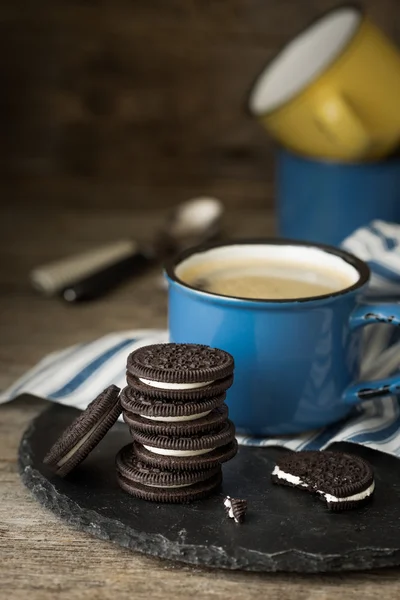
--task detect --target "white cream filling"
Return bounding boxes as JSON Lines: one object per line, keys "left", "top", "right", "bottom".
{"left": 139, "top": 377, "right": 214, "bottom": 390}
{"left": 224, "top": 497, "right": 232, "bottom": 508}
{"left": 272, "top": 466, "right": 375, "bottom": 503}
{"left": 272, "top": 466, "right": 307, "bottom": 487}
{"left": 143, "top": 445, "right": 215, "bottom": 457}
{"left": 224, "top": 496, "right": 240, "bottom": 522}
{"left": 57, "top": 422, "right": 99, "bottom": 467}
{"left": 144, "top": 481, "right": 193, "bottom": 489}
{"left": 224, "top": 497, "right": 234, "bottom": 519}
{"left": 323, "top": 481, "right": 375, "bottom": 503}
{"left": 139, "top": 410, "right": 211, "bottom": 423}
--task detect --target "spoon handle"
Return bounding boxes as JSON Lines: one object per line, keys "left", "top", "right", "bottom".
{"left": 61, "top": 248, "right": 156, "bottom": 302}
{"left": 30, "top": 239, "right": 139, "bottom": 295}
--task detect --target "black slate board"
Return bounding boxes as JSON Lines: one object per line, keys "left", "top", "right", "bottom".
{"left": 18, "top": 396, "right": 400, "bottom": 573}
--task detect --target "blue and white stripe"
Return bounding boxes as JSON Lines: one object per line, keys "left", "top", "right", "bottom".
{"left": 2, "top": 221, "right": 400, "bottom": 457}
{"left": 342, "top": 219, "right": 400, "bottom": 298}
{"left": 1, "top": 330, "right": 168, "bottom": 411}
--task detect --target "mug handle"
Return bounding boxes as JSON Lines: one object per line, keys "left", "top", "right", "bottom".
{"left": 343, "top": 302, "right": 400, "bottom": 404}
{"left": 314, "top": 91, "right": 371, "bottom": 156}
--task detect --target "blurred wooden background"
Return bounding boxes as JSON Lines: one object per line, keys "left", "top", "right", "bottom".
{"left": 1, "top": 0, "right": 400, "bottom": 210}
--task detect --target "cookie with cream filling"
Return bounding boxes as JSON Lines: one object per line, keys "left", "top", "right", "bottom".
{"left": 123, "top": 404, "right": 229, "bottom": 435}
{"left": 131, "top": 420, "right": 235, "bottom": 457}
{"left": 127, "top": 342, "right": 234, "bottom": 383}
{"left": 120, "top": 385, "right": 227, "bottom": 419}
{"left": 133, "top": 439, "right": 238, "bottom": 471}
{"left": 44, "top": 385, "right": 121, "bottom": 477}
{"left": 116, "top": 443, "right": 222, "bottom": 503}
{"left": 272, "top": 450, "right": 375, "bottom": 511}
{"left": 126, "top": 343, "right": 234, "bottom": 400}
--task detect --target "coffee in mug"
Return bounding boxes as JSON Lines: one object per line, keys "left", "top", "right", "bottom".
{"left": 176, "top": 245, "right": 355, "bottom": 300}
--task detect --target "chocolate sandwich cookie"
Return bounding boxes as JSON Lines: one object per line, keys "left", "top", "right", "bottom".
{"left": 272, "top": 450, "right": 375, "bottom": 511}
{"left": 127, "top": 342, "right": 234, "bottom": 383}
{"left": 134, "top": 440, "right": 238, "bottom": 471}
{"left": 123, "top": 404, "right": 229, "bottom": 436}
{"left": 120, "top": 385, "right": 227, "bottom": 419}
{"left": 116, "top": 444, "right": 222, "bottom": 503}
{"left": 126, "top": 343, "right": 234, "bottom": 399}
{"left": 44, "top": 384, "right": 121, "bottom": 477}
{"left": 131, "top": 419, "right": 235, "bottom": 455}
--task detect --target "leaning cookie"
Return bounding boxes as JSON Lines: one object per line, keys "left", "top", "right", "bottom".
{"left": 116, "top": 444, "right": 222, "bottom": 503}
{"left": 44, "top": 385, "right": 121, "bottom": 477}
{"left": 271, "top": 450, "right": 375, "bottom": 511}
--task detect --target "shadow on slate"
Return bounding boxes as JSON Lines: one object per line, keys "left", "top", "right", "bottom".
{"left": 18, "top": 396, "right": 400, "bottom": 573}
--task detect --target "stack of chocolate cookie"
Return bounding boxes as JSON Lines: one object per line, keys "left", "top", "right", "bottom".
{"left": 117, "top": 343, "right": 237, "bottom": 502}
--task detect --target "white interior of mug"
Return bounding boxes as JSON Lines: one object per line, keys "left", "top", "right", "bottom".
{"left": 249, "top": 7, "right": 361, "bottom": 115}
{"left": 175, "top": 243, "right": 361, "bottom": 300}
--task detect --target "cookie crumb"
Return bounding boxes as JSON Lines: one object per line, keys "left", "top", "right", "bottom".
{"left": 224, "top": 496, "right": 247, "bottom": 523}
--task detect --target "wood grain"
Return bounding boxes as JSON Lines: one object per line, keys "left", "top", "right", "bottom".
{"left": 1, "top": 207, "right": 400, "bottom": 598}
{"left": 1, "top": 0, "right": 400, "bottom": 208}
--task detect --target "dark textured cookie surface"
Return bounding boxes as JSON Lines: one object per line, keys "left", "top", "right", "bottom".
{"left": 123, "top": 405, "right": 229, "bottom": 435}
{"left": 44, "top": 384, "right": 121, "bottom": 477}
{"left": 133, "top": 439, "right": 238, "bottom": 471}
{"left": 127, "top": 343, "right": 234, "bottom": 383}
{"left": 120, "top": 385, "right": 227, "bottom": 417}
{"left": 272, "top": 450, "right": 375, "bottom": 511}
{"left": 116, "top": 470, "right": 222, "bottom": 503}
{"left": 126, "top": 372, "right": 234, "bottom": 400}
{"left": 116, "top": 443, "right": 221, "bottom": 486}
{"left": 131, "top": 419, "right": 235, "bottom": 452}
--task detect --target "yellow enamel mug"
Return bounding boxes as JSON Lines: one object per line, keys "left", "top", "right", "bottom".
{"left": 248, "top": 5, "right": 400, "bottom": 161}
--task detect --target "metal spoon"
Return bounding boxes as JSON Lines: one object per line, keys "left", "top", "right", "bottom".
{"left": 58, "top": 196, "right": 224, "bottom": 302}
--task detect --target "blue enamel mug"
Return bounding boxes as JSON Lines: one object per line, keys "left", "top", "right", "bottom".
{"left": 276, "top": 149, "right": 400, "bottom": 246}
{"left": 165, "top": 240, "right": 400, "bottom": 435}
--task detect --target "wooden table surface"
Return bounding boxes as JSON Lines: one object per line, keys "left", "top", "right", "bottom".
{"left": 1, "top": 207, "right": 400, "bottom": 599}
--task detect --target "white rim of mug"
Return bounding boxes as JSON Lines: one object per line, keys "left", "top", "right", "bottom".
{"left": 246, "top": 3, "right": 365, "bottom": 117}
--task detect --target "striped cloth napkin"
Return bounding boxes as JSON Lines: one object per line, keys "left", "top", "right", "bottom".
{"left": 2, "top": 221, "right": 400, "bottom": 456}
